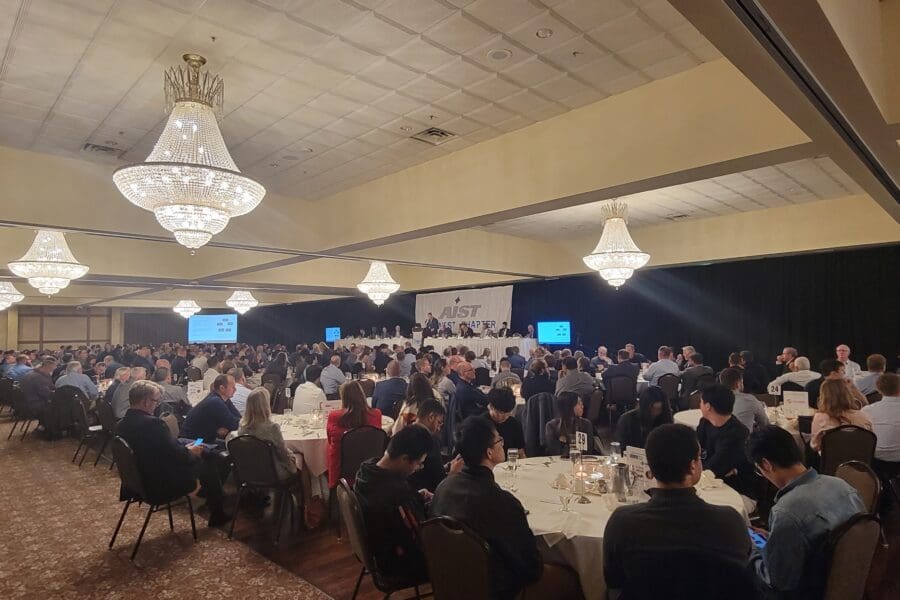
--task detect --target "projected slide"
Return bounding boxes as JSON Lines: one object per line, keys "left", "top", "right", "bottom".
{"left": 537, "top": 321, "right": 571, "bottom": 345}
{"left": 325, "top": 327, "right": 341, "bottom": 342}
{"left": 188, "top": 314, "right": 238, "bottom": 343}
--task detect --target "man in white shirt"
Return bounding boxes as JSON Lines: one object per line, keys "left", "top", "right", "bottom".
{"left": 853, "top": 354, "right": 886, "bottom": 397}
{"left": 396, "top": 351, "right": 416, "bottom": 378}
{"left": 862, "top": 373, "right": 900, "bottom": 463}
{"left": 720, "top": 368, "right": 769, "bottom": 432}
{"left": 191, "top": 350, "right": 209, "bottom": 374}
{"left": 835, "top": 344, "right": 861, "bottom": 379}
{"left": 55, "top": 361, "right": 99, "bottom": 400}
{"left": 767, "top": 356, "right": 821, "bottom": 393}
{"left": 320, "top": 354, "right": 345, "bottom": 396}
{"left": 228, "top": 367, "right": 252, "bottom": 415}
{"left": 201, "top": 354, "right": 221, "bottom": 391}
{"left": 642, "top": 346, "right": 681, "bottom": 386}
{"left": 293, "top": 365, "right": 326, "bottom": 414}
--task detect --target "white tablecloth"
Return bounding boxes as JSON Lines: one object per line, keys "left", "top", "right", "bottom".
{"left": 493, "top": 456, "right": 748, "bottom": 600}
{"left": 339, "top": 336, "right": 537, "bottom": 358}
{"left": 674, "top": 407, "right": 809, "bottom": 450}
{"left": 272, "top": 413, "right": 394, "bottom": 477}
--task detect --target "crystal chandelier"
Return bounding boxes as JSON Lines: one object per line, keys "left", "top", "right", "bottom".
{"left": 173, "top": 300, "right": 201, "bottom": 318}
{"left": 226, "top": 290, "right": 258, "bottom": 314}
{"left": 582, "top": 200, "right": 650, "bottom": 288}
{"left": 0, "top": 282, "right": 25, "bottom": 310}
{"left": 8, "top": 230, "right": 89, "bottom": 295}
{"left": 357, "top": 261, "right": 400, "bottom": 306}
{"left": 112, "top": 54, "right": 265, "bottom": 249}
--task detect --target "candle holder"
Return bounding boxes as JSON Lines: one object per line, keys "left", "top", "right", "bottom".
{"left": 572, "top": 453, "right": 592, "bottom": 504}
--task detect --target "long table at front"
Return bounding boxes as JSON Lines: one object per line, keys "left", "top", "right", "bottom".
{"left": 338, "top": 336, "right": 537, "bottom": 358}
{"left": 493, "top": 456, "right": 749, "bottom": 600}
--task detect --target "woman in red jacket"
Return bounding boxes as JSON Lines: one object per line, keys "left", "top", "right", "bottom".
{"left": 326, "top": 380, "right": 383, "bottom": 488}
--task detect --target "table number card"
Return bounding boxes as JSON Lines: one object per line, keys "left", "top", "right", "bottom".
{"left": 783, "top": 391, "right": 810, "bottom": 418}
{"left": 187, "top": 381, "right": 204, "bottom": 406}
{"left": 575, "top": 431, "right": 588, "bottom": 452}
{"left": 319, "top": 400, "right": 342, "bottom": 411}
{"left": 623, "top": 447, "right": 654, "bottom": 493}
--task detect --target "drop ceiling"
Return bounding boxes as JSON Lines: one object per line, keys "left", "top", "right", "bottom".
{"left": 0, "top": 0, "right": 720, "bottom": 201}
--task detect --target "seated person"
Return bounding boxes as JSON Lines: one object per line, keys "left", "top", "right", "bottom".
{"left": 602, "top": 349, "right": 640, "bottom": 383}
{"left": 554, "top": 357, "right": 595, "bottom": 398}
{"left": 491, "top": 358, "right": 522, "bottom": 389}
{"left": 641, "top": 346, "right": 680, "bottom": 386}
{"left": 749, "top": 426, "right": 864, "bottom": 598}
{"left": 603, "top": 424, "right": 750, "bottom": 596}
{"left": 116, "top": 380, "right": 229, "bottom": 527}
{"left": 615, "top": 386, "right": 672, "bottom": 450}
{"left": 767, "top": 356, "right": 820, "bottom": 393}
{"left": 182, "top": 374, "right": 240, "bottom": 444}
{"left": 545, "top": 392, "right": 595, "bottom": 456}
{"left": 697, "top": 384, "right": 756, "bottom": 497}
{"left": 520, "top": 359, "right": 554, "bottom": 399}
{"left": 354, "top": 425, "right": 435, "bottom": 586}
{"left": 431, "top": 416, "right": 581, "bottom": 600}
{"left": 810, "top": 379, "right": 873, "bottom": 453}
{"left": 371, "top": 360, "right": 408, "bottom": 419}
{"left": 454, "top": 361, "right": 488, "bottom": 420}
{"left": 151, "top": 366, "right": 191, "bottom": 418}
{"left": 54, "top": 360, "right": 99, "bottom": 401}
{"left": 862, "top": 373, "right": 900, "bottom": 471}
{"left": 408, "top": 400, "right": 464, "bottom": 493}
{"left": 19, "top": 357, "right": 57, "bottom": 437}
{"left": 487, "top": 387, "right": 526, "bottom": 460}
{"left": 293, "top": 364, "right": 326, "bottom": 414}
{"left": 392, "top": 373, "right": 436, "bottom": 435}
{"left": 326, "top": 381, "right": 383, "bottom": 489}
{"left": 719, "top": 368, "right": 769, "bottom": 432}
{"left": 854, "top": 354, "right": 886, "bottom": 397}
{"left": 680, "top": 353, "right": 713, "bottom": 399}
{"left": 506, "top": 347, "right": 526, "bottom": 370}
{"left": 805, "top": 359, "right": 866, "bottom": 409}
{"left": 233, "top": 388, "right": 298, "bottom": 481}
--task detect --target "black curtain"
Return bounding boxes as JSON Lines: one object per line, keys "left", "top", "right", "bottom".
{"left": 123, "top": 245, "right": 898, "bottom": 372}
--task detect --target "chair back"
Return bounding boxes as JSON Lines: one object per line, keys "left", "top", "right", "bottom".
{"left": 261, "top": 373, "right": 283, "bottom": 388}
{"left": 185, "top": 366, "right": 202, "bottom": 382}
{"left": 606, "top": 375, "right": 637, "bottom": 411}
{"left": 781, "top": 381, "right": 805, "bottom": 392}
{"left": 620, "top": 548, "right": 760, "bottom": 600}
{"left": 97, "top": 399, "right": 118, "bottom": 434}
{"left": 474, "top": 367, "right": 491, "bottom": 387}
{"left": 823, "top": 513, "right": 880, "bottom": 600}
{"left": 54, "top": 385, "right": 88, "bottom": 430}
{"left": 834, "top": 461, "right": 881, "bottom": 513}
{"left": 9, "top": 387, "right": 30, "bottom": 417}
{"left": 696, "top": 373, "right": 716, "bottom": 391}
{"left": 586, "top": 388, "right": 604, "bottom": 424}
{"left": 688, "top": 390, "right": 703, "bottom": 410}
{"left": 270, "top": 386, "right": 288, "bottom": 414}
{"left": 227, "top": 434, "right": 283, "bottom": 487}
{"left": 339, "top": 425, "right": 388, "bottom": 482}
{"left": 865, "top": 391, "right": 882, "bottom": 404}
{"left": 358, "top": 378, "right": 375, "bottom": 398}
{"left": 656, "top": 374, "right": 680, "bottom": 404}
{"left": 160, "top": 413, "right": 179, "bottom": 438}
{"left": 420, "top": 517, "right": 493, "bottom": 600}
{"left": 112, "top": 436, "right": 148, "bottom": 499}
{"left": 336, "top": 479, "right": 377, "bottom": 574}
{"left": 0, "top": 377, "right": 14, "bottom": 407}
{"left": 755, "top": 393, "right": 779, "bottom": 407}
{"left": 820, "top": 425, "right": 877, "bottom": 476}
{"left": 510, "top": 367, "right": 525, "bottom": 379}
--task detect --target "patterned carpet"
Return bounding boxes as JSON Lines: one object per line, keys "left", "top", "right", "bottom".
{"left": 0, "top": 416, "right": 331, "bottom": 600}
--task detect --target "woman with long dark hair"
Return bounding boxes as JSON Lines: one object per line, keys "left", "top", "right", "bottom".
{"left": 545, "top": 392, "right": 595, "bottom": 455}
{"left": 615, "top": 386, "right": 673, "bottom": 450}
{"left": 326, "top": 381, "right": 382, "bottom": 487}
{"left": 264, "top": 351, "right": 289, "bottom": 381}
{"left": 392, "top": 373, "right": 436, "bottom": 434}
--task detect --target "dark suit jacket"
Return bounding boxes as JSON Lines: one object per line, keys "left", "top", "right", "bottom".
{"left": 182, "top": 393, "right": 240, "bottom": 442}
{"left": 741, "top": 362, "right": 769, "bottom": 394}
{"left": 373, "top": 352, "right": 392, "bottom": 374}
{"left": 603, "top": 361, "right": 639, "bottom": 384}
{"left": 454, "top": 379, "right": 488, "bottom": 419}
{"left": 372, "top": 377, "right": 408, "bottom": 418}
{"left": 681, "top": 365, "right": 714, "bottom": 397}
{"left": 115, "top": 408, "right": 196, "bottom": 502}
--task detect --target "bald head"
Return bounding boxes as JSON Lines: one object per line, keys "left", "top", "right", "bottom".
{"left": 386, "top": 359, "right": 401, "bottom": 377}
{"left": 457, "top": 361, "right": 475, "bottom": 383}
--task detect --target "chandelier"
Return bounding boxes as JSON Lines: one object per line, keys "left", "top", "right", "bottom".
{"left": 0, "top": 282, "right": 25, "bottom": 310}
{"left": 357, "top": 261, "right": 400, "bottom": 306}
{"left": 8, "top": 230, "right": 89, "bottom": 295}
{"left": 112, "top": 54, "right": 265, "bottom": 250}
{"left": 173, "top": 300, "right": 201, "bottom": 318}
{"left": 226, "top": 290, "right": 258, "bottom": 314}
{"left": 582, "top": 201, "right": 649, "bottom": 288}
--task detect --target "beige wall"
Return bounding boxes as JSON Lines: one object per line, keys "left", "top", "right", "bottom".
{"left": 14, "top": 306, "right": 112, "bottom": 350}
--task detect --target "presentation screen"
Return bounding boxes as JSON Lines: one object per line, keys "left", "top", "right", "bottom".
{"left": 537, "top": 321, "right": 571, "bottom": 345}
{"left": 325, "top": 327, "right": 341, "bottom": 342}
{"left": 188, "top": 314, "right": 238, "bottom": 344}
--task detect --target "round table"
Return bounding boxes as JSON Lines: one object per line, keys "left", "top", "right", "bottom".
{"left": 272, "top": 413, "right": 394, "bottom": 477}
{"left": 673, "top": 408, "right": 703, "bottom": 428}
{"left": 493, "top": 456, "right": 748, "bottom": 600}
{"left": 674, "top": 407, "right": 808, "bottom": 450}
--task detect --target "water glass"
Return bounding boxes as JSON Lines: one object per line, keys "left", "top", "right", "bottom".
{"left": 283, "top": 408, "right": 292, "bottom": 418}
{"left": 558, "top": 494, "right": 572, "bottom": 512}
{"left": 610, "top": 442, "right": 622, "bottom": 461}
{"left": 508, "top": 448, "right": 519, "bottom": 473}
{"left": 569, "top": 447, "right": 582, "bottom": 467}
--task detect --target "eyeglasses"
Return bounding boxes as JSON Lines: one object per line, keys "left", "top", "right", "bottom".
{"left": 492, "top": 436, "right": 504, "bottom": 447}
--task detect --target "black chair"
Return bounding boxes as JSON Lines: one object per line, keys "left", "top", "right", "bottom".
{"left": 0, "top": 377, "right": 13, "bottom": 415}
{"left": 688, "top": 390, "right": 703, "bottom": 410}
{"left": 227, "top": 434, "right": 300, "bottom": 545}
{"left": 420, "top": 516, "right": 492, "bottom": 600}
{"left": 605, "top": 375, "right": 637, "bottom": 426}
{"left": 93, "top": 399, "right": 118, "bottom": 468}
{"left": 185, "top": 366, "right": 202, "bottom": 382}
{"left": 71, "top": 399, "right": 104, "bottom": 466}
{"left": 618, "top": 548, "right": 760, "bottom": 599}
{"left": 779, "top": 380, "right": 805, "bottom": 404}
{"left": 656, "top": 374, "right": 680, "bottom": 409}
{"left": 823, "top": 513, "right": 881, "bottom": 600}
{"left": 336, "top": 479, "right": 426, "bottom": 600}
{"left": 865, "top": 391, "right": 882, "bottom": 404}
{"left": 474, "top": 367, "right": 491, "bottom": 387}
{"left": 820, "top": 425, "right": 877, "bottom": 476}
{"left": 51, "top": 385, "right": 89, "bottom": 437}
{"left": 510, "top": 367, "right": 525, "bottom": 379}
{"left": 340, "top": 425, "right": 389, "bottom": 484}
{"left": 109, "top": 437, "right": 197, "bottom": 560}
{"left": 261, "top": 373, "right": 283, "bottom": 388}
{"left": 7, "top": 387, "right": 37, "bottom": 441}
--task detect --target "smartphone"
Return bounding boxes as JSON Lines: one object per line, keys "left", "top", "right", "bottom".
{"left": 193, "top": 438, "right": 203, "bottom": 446}
{"left": 748, "top": 527, "right": 767, "bottom": 549}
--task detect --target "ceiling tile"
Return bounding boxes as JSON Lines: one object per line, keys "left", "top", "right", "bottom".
{"left": 333, "top": 77, "right": 390, "bottom": 104}
{"left": 434, "top": 90, "right": 489, "bottom": 114}
{"left": 466, "top": 102, "right": 514, "bottom": 125}
{"left": 196, "top": 0, "right": 280, "bottom": 37}
{"left": 464, "top": 0, "right": 543, "bottom": 31}
{"left": 0, "top": 84, "right": 57, "bottom": 110}
{"left": 540, "top": 35, "right": 607, "bottom": 71}
{"left": 376, "top": 0, "right": 455, "bottom": 33}
{"left": 0, "top": 99, "right": 49, "bottom": 122}
{"left": 599, "top": 70, "right": 650, "bottom": 95}
{"left": 502, "top": 56, "right": 563, "bottom": 87}
{"left": 285, "top": 59, "right": 350, "bottom": 89}
{"left": 405, "top": 104, "right": 458, "bottom": 126}
{"left": 265, "top": 15, "right": 335, "bottom": 56}
{"left": 507, "top": 11, "right": 579, "bottom": 54}
{"left": 390, "top": 37, "right": 457, "bottom": 71}
{"left": 266, "top": 77, "right": 323, "bottom": 104}
{"left": 359, "top": 127, "right": 403, "bottom": 146}
{"left": 524, "top": 102, "right": 567, "bottom": 121}
{"left": 109, "top": 0, "right": 192, "bottom": 36}
{"left": 371, "top": 91, "right": 426, "bottom": 115}
{"left": 304, "top": 128, "right": 350, "bottom": 148}
{"left": 348, "top": 105, "right": 397, "bottom": 128}
{"left": 307, "top": 92, "right": 362, "bottom": 117}
{"left": 588, "top": 11, "right": 659, "bottom": 53}
{"left": 638, "top": 0, "right": 688, "bottom": 30}
{"left": 311, "top": 38, "right": 380, "bottom": 73}
{"left": 400, "top": 75, "right": 456, "bottom": 103}
{"left": 572, "top": 54, "right": 634, "bottom": 87}
{"left": 494, "top": 114, "right": 534, "bottom": 133}
{"left": 336, "top": 137, "right": 380, "bottom": 157}
{"left": 323, "top": 117, "right": 372, "bottom": 138}
{"left": 496, "top": 89, "right": 554, "bottom": 114}
{"left": 292, "top": 0, "right": 369, "bottom": 34}
{"left": 341, "top": 13, "right": 417, "bottom": 54}
{"left": 531, "top": 74, "right": 592, "bottom": 101}
{"left": 286, "top": 105, "right": 337, "bottom": 128}
{"left": 424, "top": 12, "right": 495, "bottom": 54}
{"left": 466, "top": 74, "right": 523, "bottom": 101}
{"left": 559, "top": 88, "right": 607, "bottom": 109}
{"left": 357, "top": 58, "right": 420, "bottom": 88}
{"left": 617, "top": 35, "right": 681, "bottom": 69}
{"left": 668, "top": 22, "right": 710, "bottom": 51}
{"left": 431, "top": 57, "right": 493, "bottom": 88}
{"left": 229, "top": 39, "right": 305, "bottom": 75}
{"left": 93, "top": 18, "right": 171, "bottom": 55}
{"left": 465, "top": 35, "right": 533, "bottom": 72}
{"left": 553, "top": 0, "right": 632, "bottom": 30}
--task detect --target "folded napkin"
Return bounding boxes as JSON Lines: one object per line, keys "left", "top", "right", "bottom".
{"left": 542, "top": 511, "right": 582, "bottom": 547}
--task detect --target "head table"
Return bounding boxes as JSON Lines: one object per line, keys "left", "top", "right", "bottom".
{"left": 338, "top": 336, "right": 537, "bottom": 359}
{"left": 492, "top": 456, "right": 748, "bottom": 600}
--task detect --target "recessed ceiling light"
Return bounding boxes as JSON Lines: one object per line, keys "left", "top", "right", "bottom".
{"left": 269, "top": 163, "right": 279, "bottom": 168}
{"left": 299, "top": 147, "right": 314, "bottom": 153}
{"left": 104, "top": 140, "right": 119, "bottom": 146}
{"left": 535, "top": 28, "right": 553, "bottom": 39}
{"left": 282, "top": 155, "right": 299, "bottom": 161}
{"left": 400, "top": 126, "right": 412, "bottom": 132}
{"left": 487, "top": 48, "right": 512, "bottom": 61}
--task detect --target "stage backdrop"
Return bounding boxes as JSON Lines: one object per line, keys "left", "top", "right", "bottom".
{"left": 415, "top": 285, "right": 512, "bottom": 333}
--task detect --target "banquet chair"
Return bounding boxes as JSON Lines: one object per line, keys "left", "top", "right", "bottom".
{"left": 109, "top": 436, "right": 197, "bottom": 561}
{"left": 834, "top": 460, "right": 888, "bottom": 547}
{"left": 93, "top": 399, "right": 118, "bottom": 468}
{"left": 820, "top": 425, "right": 877, "bottom": 476}
{"left": 261, "top": 373, "right": 283, "bottom": 388}
{"left": 605, "top": 375, "right": 637, "bottom": 426}
{"left": 522, "top": 392, "right": 556, "bottom": 457}
{"left": 474, "top": 367, "right": 491, "bottom": 387}
{"left": 340, "top": 426, "right": 389, "bottom": 484}
{"left": 358, "top": 378, "right": 375, "bottom": 398}
{"left": 656, "top": 374, "right": 680, "bottom": 409}
{"left": 755, "top": 393, "right": 780, "bottom": 408}
{"left": 336, "top": 479, "right": 427, "bottom": 600}
{"left": 0, "top": 377, "right": 13, "bottom": 415}
{"left": 7, "top": 387, "right": 37, "bottom": 441}
{"left": 510, "top": 367, "right": 525, "bottom": 379}
{"left": 586, "top": 389, "right": 604, "bottom": 426}
{"left": 160, "top": 413, "right": 180, "bottom": 439}
{"left": 687, "top": 390, "right": 703, "bottom": 410}
{"left": 420, "top": 517, "right": 492, "bottom": 600}
{"left": 865, "top": 391, "right": 882, "bottom": 404}
{"left": 227, "top": 434, "right": 301, "bottom": 546}
{"left": 822, "top": 513, "right": 880, "bottom": 600}
{"left": 71, "top": 398, "right": 104, "bottom": 467}
{"left": 618, "top": 548, "right": 759, "bottom": 599}
{"left": 185, "top": 366, "right": 202, "bottom": 382}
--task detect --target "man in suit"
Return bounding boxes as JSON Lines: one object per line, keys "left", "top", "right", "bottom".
{"left": 454, "top": 361, "right": 488, "bottom": 420}
{"left": 372, "top": 360, "right": 408, "bottom": 419}
{"left": 681, "top": 353, "right": 714, "bottom": 400}
{"left": 423, "top": 312, "right": 440, "bottom": 337}
{"left": 182, "top": 374, "right": 240, "bottom": 443}
{"left": 740, "top": 351, "right": 769, "bottom": 394}
{"left": 115, "top": 380, "right": 229, "bottom": 527}
{"left": 603, "top": 349, "right": 640, "bottom": 383}
{"left": 132, "top": 346, "right": 156, "bottom": 376}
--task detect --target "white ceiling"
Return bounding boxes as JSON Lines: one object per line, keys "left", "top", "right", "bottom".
{"left": 480, "top": 157, "right": 863, "bottom": 240}
{"left": 0, "top": 0, "right": 720, "bottom": 201}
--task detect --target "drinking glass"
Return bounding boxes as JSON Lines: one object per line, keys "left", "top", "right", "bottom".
{"left": 569, "top": 447, "right": 582, "bottom": 468}
{"left": 610, "top": 441, "right": 621, "bottom": 461}
{"left": 283, "top": 408, "right": 292, "bottom": 418}
{"left": 507, "top": 448, "right": 519, "bottom": 473}
{"left": 558, "top": 494, "right": 572, "bottom": 512}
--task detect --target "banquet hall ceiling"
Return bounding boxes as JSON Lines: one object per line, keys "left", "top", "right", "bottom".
{"left": 0, "top": 0, "right": 898, "bottom": 310}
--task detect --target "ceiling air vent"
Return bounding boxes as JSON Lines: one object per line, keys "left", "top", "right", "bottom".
{"left": 411, "top": 127, "right": 456, "bottom": 146}
{"left": 81, "top": 142, "right": 120, "bottom": 155}
{"left": 666, "top": 213, "right": 689, "bottom": 221}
